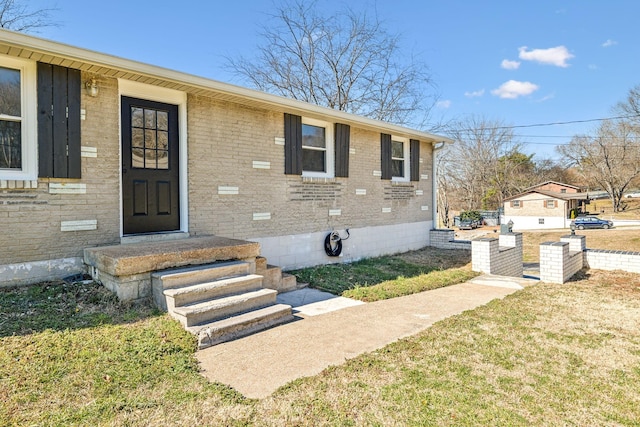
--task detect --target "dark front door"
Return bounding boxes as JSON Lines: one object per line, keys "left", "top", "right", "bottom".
{"left": 121, "top": 96, "right": 180, "bottom": 234}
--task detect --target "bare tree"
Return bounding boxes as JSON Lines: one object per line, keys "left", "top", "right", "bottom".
{"left": 0, "top": 0, "right": 58, "bottom": 33}
{"left": 533, "top": 158, "right": 574, "bottom": 185}
{"left": 435, "top": 143, "right": 454, "bottom": 228}
{"left": 226, "top": 0, "right": 436, "bottom": 126}
{"left": 558, "top": 120, "right": 640, "bottom": 212}
{"left": 614, "top": 84, "right": 640, "bottom": 127}
{"left": 443, "top": 116, "right": 522, "bottom": 211}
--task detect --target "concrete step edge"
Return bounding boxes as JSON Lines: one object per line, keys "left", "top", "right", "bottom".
{"left": 171, "top": 288, "right": 278, "bottom": 326}
{"left": 163, "top": 274, "right": 263, "bottom": 298}
{"left": 152, "top": 261, "right": 252, "bottom": 288}
{"left": 190, "top": 304, "right": 294, "bottom": 349}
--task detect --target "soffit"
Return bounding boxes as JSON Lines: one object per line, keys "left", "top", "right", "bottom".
{"left": 0, "top": 30, "right": 453, "bottom": 144}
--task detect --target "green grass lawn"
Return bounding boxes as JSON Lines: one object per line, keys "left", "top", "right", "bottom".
{"left": 1, "top": 250, "right": 639, "bottom": 425}
{"left": 290, "top": 247, "right": 475, "bottom": 301}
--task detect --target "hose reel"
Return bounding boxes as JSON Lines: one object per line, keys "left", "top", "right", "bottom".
{"left": 324, "top": 229, "right": 350, "bottom": 257}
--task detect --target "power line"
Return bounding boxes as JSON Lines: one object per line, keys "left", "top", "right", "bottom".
{"left": 490, "top": 114, "right": 640, "bottom": 130}
{"left": 450, "top": 113, "right": 640, "bottom": 133}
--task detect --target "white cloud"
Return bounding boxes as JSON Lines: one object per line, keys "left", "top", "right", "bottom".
{"left": 602, "top": 39, "right": 617, "bottom": 47}
{"left": 464, "top": 89, "right": 485, "bottom": 98}
{"left": 501, "top": 59, "right": 521, "bottom": 70}
{"left": 537, "top": 93, "right": 555, "bottom": 102}
{"left": 491, "top": 80, "right": 539, "bottom": 99}
{"left": 588, "top": 64, "right": 598, "bottom": 70}
{"left": 518, "top": 45, "right": 574, "bottom": 67}
{"left": 436, "top": 100, "right": 452, "bottom": 109}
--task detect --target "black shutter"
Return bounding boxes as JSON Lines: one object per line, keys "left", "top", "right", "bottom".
{"left": 334, "top": 123, "right": 350, "bottom": 178}
{"left": 380, "top": 133, "right": 392, "bottom": 180}
{"left": 284, "top": 113, "right": 302, "bottom": 175}
{"left": 410, "top": 139, "right": 420, "bottom": 182}
{"left": 37, "top": 63, "right": 81, "bottom": 178}
{"left": 67, "top": 69, "right": 81, "bottom": 178}
{"left": 37, "top": 64, "right": 53, "bottom": 177}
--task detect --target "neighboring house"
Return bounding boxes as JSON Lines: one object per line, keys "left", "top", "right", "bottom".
{"left": 502, "top": 182, "right": 589, "bottom": 230}
{"left": 0, "top": 29, "right": 452, "bottom": 287}
{"left": 523, "top": 181, "right": 582, "bottom": 194}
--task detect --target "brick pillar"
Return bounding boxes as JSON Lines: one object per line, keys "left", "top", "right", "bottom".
{"left": 560, "top": 234, "right": 586, "bottom": 253}
{"left": 472, "top": 237, "right": 499, "bottom": 274}
{"left": 498, "top": 232, "right": 523, "bottom": 277}
{"left": 539, "top": 241, "right": 568, "bottom": 284}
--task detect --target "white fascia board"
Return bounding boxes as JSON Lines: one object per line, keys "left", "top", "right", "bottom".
{"left": 0, "top": 28, "right": 453, "bottom": 145}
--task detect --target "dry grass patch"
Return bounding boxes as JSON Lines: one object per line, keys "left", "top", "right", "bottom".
{"left": 254, "top": 270, "right": 640, "bottom": 426}
{"left": 522, "top": 228, "right": 640, "bottom": 262}
{"left": 2, "top": 260, "right": 640, "bottom": 425}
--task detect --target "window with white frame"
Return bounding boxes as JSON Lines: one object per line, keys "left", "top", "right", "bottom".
{"left": 512, "top": 200, "right": 521, "bottom": 208}
{"left": 391, "top": 137, "right": 409, "bottom": 180}
{"left": 301, "top": 117, "right": 334, "bottom": 177}
{"left": 0, "top": 56, "right": 37, "bottom": 180}
{"left": 546, "top": 200, "right": 556, "bottom": 208}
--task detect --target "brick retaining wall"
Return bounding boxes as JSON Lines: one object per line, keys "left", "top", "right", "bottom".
{"left": 538, "top": 234, "right": 640, "bottom": 283}
{"left": 585, "top": 249, "right": 640, "bottom": 273}
{"left": 471, "top": 233, "right": 523, "bottom": 277}
{"left": 429, "top": 229, "right": 471, "bottom": 250}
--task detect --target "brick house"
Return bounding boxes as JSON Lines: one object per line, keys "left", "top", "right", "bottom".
{"left": 0, "top": 29, "right": 452, "bottom": 287}
{"left": 502, "top": 181, "right": 589, "bottom": 230}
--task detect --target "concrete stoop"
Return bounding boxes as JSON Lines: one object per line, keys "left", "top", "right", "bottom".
{"left": 153, "top": 261, "right": 295, "bottom": 349}
{"left": 84, "top": 236, "right": 297, "bottom": 348}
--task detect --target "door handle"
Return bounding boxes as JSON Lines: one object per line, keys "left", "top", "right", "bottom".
{"left": 122, "top": 168, "right": 127, "bottom": 174}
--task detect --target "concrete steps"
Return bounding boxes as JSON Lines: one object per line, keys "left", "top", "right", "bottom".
{"left": 172, "top": 288, "right": 278, "bottom": 327}
{"left": 152, "top": 261, "right": 294, "bottom": 349}
{"left": 192, "top": 304, "right": 294, "bottom": 349}
{"left": 163, "top": 274, "right": 264, "bottom": 311}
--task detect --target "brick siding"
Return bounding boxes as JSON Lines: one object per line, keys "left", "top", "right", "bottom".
{"left": 0, "top": 74, "right": 121, "bottom": 267}
{"left": 2, "top": 74, "right": 436, "bottom": 283}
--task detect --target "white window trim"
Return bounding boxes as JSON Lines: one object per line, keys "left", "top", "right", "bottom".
{"left": 546, "top": 200, "right": 556, "bottom": 208}
{"left": 391, "top": 136, "right": 410, "bottom": 182}
{"left": 0, "top": 55, "right": 37, "bottom": 180}
{"left": 301, "top": 116, "right": 334, "bottom": 178}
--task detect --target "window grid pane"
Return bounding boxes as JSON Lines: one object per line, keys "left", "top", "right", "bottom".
{"left": 302, "top": 149, "right": 326, "bottom": 172}
{"left": 0, "top": 120, "right": 21, "bottom": 169}
{"left": 391, "top": 141, "right": 404, "bottom": 159}
{"left": 392, "top": 159, "right": 404, "bottom": 178}
{"left": 0, "top": 66, "right": 21, "bottom": 117}
{"left": 131, "top": 106, "right": 170, "bottom": 170}
{"left": 302, "top": 124, "right": 326, "bottom": 149}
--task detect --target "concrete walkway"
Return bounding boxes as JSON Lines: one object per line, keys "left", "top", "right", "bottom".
{"left": 196, "top": 274, "right": 537, "bottom": 399}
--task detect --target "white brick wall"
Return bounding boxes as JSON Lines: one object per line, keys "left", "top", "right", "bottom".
{"left": 585, "top": 249, "right": 640, "bottom": 273}
{"left": 252, "top": 221, "right": 433, "bottom": 270}
{"left": 539, "top": 235, "right": 586, "bottom": 284}
{"left": 471, "top": 233, "right": 523, "bottom": 277}
{"left": 429, "top": 229, "right": 472, "bottom": 250}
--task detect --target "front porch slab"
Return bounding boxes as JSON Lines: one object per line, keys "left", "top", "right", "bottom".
{"left": 84, "top": 236, "right": 261, "bottom": 301}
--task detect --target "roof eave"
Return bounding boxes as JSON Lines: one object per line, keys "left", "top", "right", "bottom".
{"left": 0, "top": 28, "right": 453, "bottom": 144}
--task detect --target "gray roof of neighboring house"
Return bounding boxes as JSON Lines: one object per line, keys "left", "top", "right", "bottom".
{"left": 0, "top": 28, "right": 453, "bottom": 145}
{"left": 504, "top": 189, "right": 590, "bottom": 202}
{"left": 522, "top": 181, "right": 582, "bottom": 192}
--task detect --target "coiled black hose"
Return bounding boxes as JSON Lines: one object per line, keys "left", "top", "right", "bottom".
{"left": 324, "top": 229, "right": 350, "bottom": 257}
{"left": 324, "top": 232, "right": 342, "bottom": 256}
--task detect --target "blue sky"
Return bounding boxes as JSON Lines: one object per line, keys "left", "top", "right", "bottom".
{"left": 26, "top": 0, "right": 640, "bottom": 160}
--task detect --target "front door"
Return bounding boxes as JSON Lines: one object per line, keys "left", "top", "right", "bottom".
{"left": 121, "top": 96, "right": 180, "bottom": 234}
